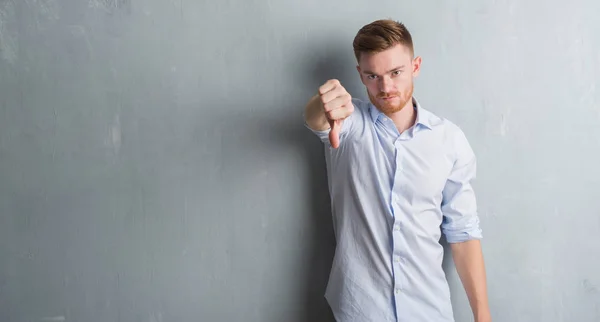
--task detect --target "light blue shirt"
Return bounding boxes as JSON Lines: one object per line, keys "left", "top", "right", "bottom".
{"left": 305, "top": 97, "right": 483, "bottom": 322}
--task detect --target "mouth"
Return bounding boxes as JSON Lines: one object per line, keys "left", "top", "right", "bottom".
{"left": 380, "top": 96, "right": 398, "bottom": 101}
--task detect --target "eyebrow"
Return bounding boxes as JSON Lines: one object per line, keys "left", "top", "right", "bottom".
{"left": 363, "top": 65, "right": 406, "bottom": 75}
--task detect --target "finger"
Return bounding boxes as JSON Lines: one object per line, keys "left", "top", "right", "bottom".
{"left": 327, "top": 105, "right": 352, "bottom": 121}
{"left": 318, "top": 79, "right": 340, "bottom": 95}
{"left": 320, "top": 84, "right": 347, "bottom": 106}
{"left": 323, "top": 93, "right": 351, "bottom": 112}
{"left": 326, "top": 99, "right": 354, "bottom": 120}
{"left": 329, "top": 119, "right": 341, "bottom": 149}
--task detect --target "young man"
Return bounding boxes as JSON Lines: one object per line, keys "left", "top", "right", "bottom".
{"left": 303, "top": 19, "right": 491, "bottom": 322}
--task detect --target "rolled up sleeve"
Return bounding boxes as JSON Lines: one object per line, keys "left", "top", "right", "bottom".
{"left": 304, "top": 123, "right": 334, "bottom": 143}
{"left": 441, "top": 128, "right": 483, "bottom": 243}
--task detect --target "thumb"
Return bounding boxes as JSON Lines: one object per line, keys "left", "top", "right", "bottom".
{"left": 328, "top": 119, "right": 342, "bottom": 149}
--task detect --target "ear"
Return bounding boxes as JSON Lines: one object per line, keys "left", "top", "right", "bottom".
{"left": 412, "top": 56, "right": 422, "bottom": 77}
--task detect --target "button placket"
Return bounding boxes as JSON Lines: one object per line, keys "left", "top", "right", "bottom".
{"left": 391, "top": 142, "right": 405, "bottom": 297}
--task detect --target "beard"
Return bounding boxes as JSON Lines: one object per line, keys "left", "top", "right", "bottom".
{"left": 368, "top": 83, "right": 414, "bottom": 115}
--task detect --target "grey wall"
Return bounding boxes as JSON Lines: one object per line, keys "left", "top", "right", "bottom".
{"left": 1, "top": 0, "right": 599, "bottom": 321}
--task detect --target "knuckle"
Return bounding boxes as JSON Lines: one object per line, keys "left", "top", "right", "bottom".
{"left": 348, "top": 102, "right": 354, "bottom": 112}
{"left": 331, "top": 80, "right": 341, "bottom": 90}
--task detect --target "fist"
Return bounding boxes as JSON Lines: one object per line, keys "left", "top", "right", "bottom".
{"left": 318, "top": 79, "right": 354, "bottom": 148}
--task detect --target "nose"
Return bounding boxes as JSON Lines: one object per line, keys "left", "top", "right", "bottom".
{"left": 378, "top": 75, "right": 394, "bottom": 94}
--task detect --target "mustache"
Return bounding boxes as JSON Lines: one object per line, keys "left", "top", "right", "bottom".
{"left": 376, "top": 92, "right": 399, "bottom": 98}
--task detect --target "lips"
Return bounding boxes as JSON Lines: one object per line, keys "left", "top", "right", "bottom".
{"left": 377, "top": 92, "right": 399, "bottom": 100}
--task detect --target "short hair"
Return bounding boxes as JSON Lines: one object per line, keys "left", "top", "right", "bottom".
{"left": 352, "top": 19, "right": 414, "bottom": 61}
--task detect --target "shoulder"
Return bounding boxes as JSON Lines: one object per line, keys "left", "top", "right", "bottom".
{"left": 425, "top": 109, "right": 474, "bottom": 159}
{"left": 424, "top": 109, "right": 468, "bottom": 140}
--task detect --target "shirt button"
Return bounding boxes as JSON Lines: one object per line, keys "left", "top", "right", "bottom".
{"left": 393, "top": 225, "right": 400, "bottom": 231}
{"left": 395, "top": 288, "right": 401, "bottom": 295}
{"left": 394, "top": 257, "right": 401, "bottom": 263}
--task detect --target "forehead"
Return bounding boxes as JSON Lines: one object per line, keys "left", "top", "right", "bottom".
{"left": 358, "top": 44, "right": 412, "bottom": 72}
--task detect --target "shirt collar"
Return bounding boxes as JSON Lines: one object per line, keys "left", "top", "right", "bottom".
{"left": 368, "top": 96, "right": 434, "bottom": 130}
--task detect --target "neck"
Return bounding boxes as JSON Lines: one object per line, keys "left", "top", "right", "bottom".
{"left": 385, "top": 97, "right": 416, "bottom": 133}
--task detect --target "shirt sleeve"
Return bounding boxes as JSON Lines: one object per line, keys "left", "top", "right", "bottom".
{"left": 440, "top": 126, "right": 483, "bottom": 243}
{"left": 303, "top": 98, "right": 361, "bottom": 146}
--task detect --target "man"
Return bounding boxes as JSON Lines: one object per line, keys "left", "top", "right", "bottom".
{"left": 303, "top": 19, "right": 491, "bottom": 322}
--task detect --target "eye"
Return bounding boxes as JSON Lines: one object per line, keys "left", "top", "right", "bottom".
{"left": 367, "top": 74, "right": 378, "bottom": 80}
{"left": 392, "top": 70, "right": 402, "bottom": 76}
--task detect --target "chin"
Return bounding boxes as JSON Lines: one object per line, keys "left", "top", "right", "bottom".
{"left": 372, "top": 98, "right": 408, "bottom": 114}
{"left": 378, "top": 104, "right": 405, "bottom": 114}
{"left": 369, "top": 93, "right": 408, "bottom": 114}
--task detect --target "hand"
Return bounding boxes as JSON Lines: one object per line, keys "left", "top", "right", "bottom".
{"left": 318, "top": 79, "right": 354, "bottom": 148}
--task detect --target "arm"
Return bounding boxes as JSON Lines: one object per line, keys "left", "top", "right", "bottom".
{"left": 440, "top": 128, "right": 491, "bottom": 322}
{"left": 304, "top": 93, "right": 330, "bottom": 131}
{"left": 450, "top": 240, "right": 491, "bottom": 322}
{"left": 303, "top": 79, "right": 354, "bottom": 148}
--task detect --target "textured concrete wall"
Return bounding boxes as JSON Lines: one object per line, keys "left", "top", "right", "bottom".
{"left": 1, "top": 1, "right": 599, "bottom": 321}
